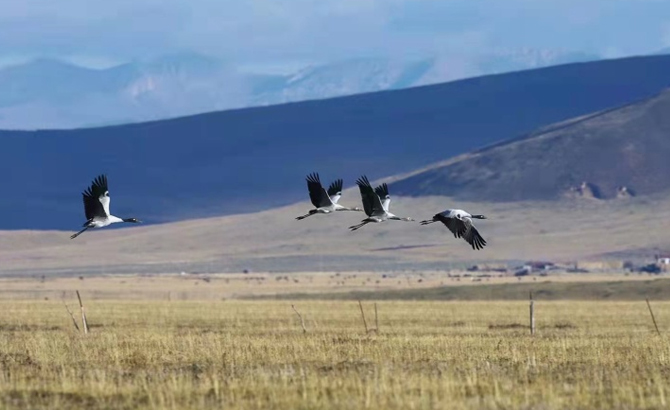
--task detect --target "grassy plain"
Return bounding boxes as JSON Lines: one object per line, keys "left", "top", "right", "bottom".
{"left": 3, "top": 192, "right": 670, "bottom": 275}
{"left": 2, "top": 274, "right": 670, "bottom": 409}
{"left": 0, "top": 272, "right": 665, "bottom": 301}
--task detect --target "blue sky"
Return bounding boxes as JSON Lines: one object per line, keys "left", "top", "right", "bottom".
{"left": 0, "top": 0, "right": 668, "bottom": 70}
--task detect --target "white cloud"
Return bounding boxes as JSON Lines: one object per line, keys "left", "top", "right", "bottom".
{"left": 0, "top": 0, "right": 667, "bottom": 65}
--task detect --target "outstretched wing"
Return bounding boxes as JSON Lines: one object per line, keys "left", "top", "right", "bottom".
{"left": 461, "top": 217, "right": 487, "bottom": 250}
{"left": 375, "top": 183, "right": 390, "bottom": 211}
{"left": 82, "top": 174, "right": 109, "bottom": 220}
{"left": 356, "top": 176, "right": 385, "bottom": 217}
{"left": 435, "top": 213, "right": 467, "bottom": 239}
{"left": 327, "top": 178, "right": 343, "bottom": 204}
{"left": 356, "top": 176, "right": 375, "bottom": 216}
{"left": 305, "top": 173, "right": 333, "bottom": 208}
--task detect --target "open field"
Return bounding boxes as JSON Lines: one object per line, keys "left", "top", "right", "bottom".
{"left": 2, "top": 193, "right": 670, "bottom": 275}
{"left": 2, "top": 298, "right": 670, "bottom": 410}
{"left": 3, "top": 267, "right": 669, "bottom": 409}
{"left": 1, "top": 273, "right": 668, "bottom": 301}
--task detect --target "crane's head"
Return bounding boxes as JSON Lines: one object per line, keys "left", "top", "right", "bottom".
{"left": 123, "top": 218, "right": 141, "bottom": 223}
{"left": 471, "top": 214, "right": 487, "bottom": 219}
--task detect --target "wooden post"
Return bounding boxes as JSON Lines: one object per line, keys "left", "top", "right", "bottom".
{"left": 76, "top": 290, "right": 89, "bottom": 334}
{"left": 62, "top": 300, "right": 80, "bottom": 332}
{"left": 291, "top": 304, "right": 307, "bottom": 333}
{"left": 358, "top": 300, "right": 369, "bottom": 334}
{"left": 374, "top": 302, "right": 379, "bottom": 333}
{"left": 529, "top": 291, "right": 535, "bottom": 336}
{"left": 646, "top": 298, "right": 661, "bottom": 336}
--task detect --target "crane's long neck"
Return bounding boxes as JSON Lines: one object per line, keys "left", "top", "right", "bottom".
{"left": 335, "top": 204, "right": 362, "bottom": 212}
{"left": 108, "top": 215, "right": 124, "bottom": 224}
{"left": 112, "top": 216, "right": 140, "bottom": 224}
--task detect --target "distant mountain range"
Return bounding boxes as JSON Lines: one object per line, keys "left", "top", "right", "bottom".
{"left": 390, "top": 89, "right": 670, "bottom": 201}
{"left": 0, "top": 49, "right": 598, "bottom": 129}
{"left": 1, "top": 55, "right": 670, "bottom": 230}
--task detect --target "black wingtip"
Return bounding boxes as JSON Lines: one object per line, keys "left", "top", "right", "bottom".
{"left": 374, "top": 182, "right": 389, "bottom": 197}
{"left": 327, "top": 178, "right": 344, "bottom": 196}
{"left": 306, "top": 172, "right": 321, "bottom": 184}
{"left": 91, "top": 174, "right": 108, "bottom": 190}
{"left": 356, "top": 175, "right": 372, "bottom": 188}
{"left": 471, "top": 233, "right": 487, "bottom": 250}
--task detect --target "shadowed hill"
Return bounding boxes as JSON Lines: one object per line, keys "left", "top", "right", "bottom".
{"left": 2, "top": 55, "right": 670, "bottom": 229}
{"left": 390, "top": 88, "right": 670, "bottom": 201}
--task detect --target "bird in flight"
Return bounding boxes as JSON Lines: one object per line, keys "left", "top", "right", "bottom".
{"left": 349, "top": 176, "right": 413, "bottom": 231}
{"left": 70, "top": 174, "right": 141, "bottom": 239}
{"left": 420, "top": 209, "right": 487, "bottom": 250}
{"left": 296, "top": 172, "right": 362, "bottom": 220}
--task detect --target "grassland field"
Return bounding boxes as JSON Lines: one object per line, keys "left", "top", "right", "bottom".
{"left": 2, "top": 273, "right": 670, "bottom": 409}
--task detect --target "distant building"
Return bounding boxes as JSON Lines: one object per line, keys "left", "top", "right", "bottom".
{"left": 575, "top": 260, "right": 624, "bottom": 271}
{"left": 526, "top": 261, "right": 555, "bottom": 271}
{"left": 514, "top": 266, "right": 531, "bottom": 276}
{"left": 639, "top": 264, "right": 662, "bottom": 274}
{"left": 656, "top": 256, "right": 670, "bottom": 265}
{"left": 655, "top": 255, "right": 670, "bottom": 272}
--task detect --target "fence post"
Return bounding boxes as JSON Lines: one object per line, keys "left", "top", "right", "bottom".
{"left": 358, "top": 300, "right": 369, "bottom": 334}
{"left": 76, "top": 290, "right": 89, "bottom": 334}
{"left": 529, "top": 291, "right": 535, "bottom": 336}
{"left": 291, "top": 304, "right": 307, "bottom": 334}
{"left": 646, "top": 298, "right": 661, "bottom": 336}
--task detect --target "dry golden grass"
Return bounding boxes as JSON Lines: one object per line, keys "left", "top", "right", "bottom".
{"left": 0, "top": 273, "right": 662, "bottom": 301}
{"left": 2, "top": 298, "right": 670, "bottom": 409}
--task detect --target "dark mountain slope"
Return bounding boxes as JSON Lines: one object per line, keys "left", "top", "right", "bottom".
{"left": 390, "top": 89, "right": 670, "bottom": 201}
{"left": 2, "top": 55, "right": 670, "bottom": 229}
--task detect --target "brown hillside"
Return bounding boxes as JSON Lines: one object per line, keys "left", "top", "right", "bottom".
{"left": 390, "top": 89, "right": 670, "bottom": 201}
{"left": 3, "top": 192, "right": 670, "bottom": 275}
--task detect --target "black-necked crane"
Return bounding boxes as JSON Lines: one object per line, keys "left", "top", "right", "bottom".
{"left": 420, "top": 209, "right": 487, "bottom": 250}
{"left": 70, "top": 174, "right": 141, "bottom": 239}
{"left": 349, "top": 175, "right": 414, "bottom": 231}
{"left": 296, "top": 172, "right": 362, "bottom": 220}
